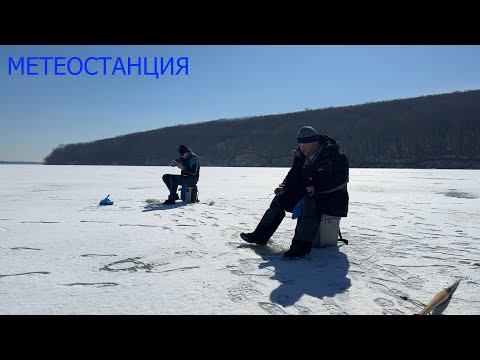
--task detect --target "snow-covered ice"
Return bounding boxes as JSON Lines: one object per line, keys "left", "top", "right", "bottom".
{"left": 0, "top": 165, "right": 478, "bottom": 315}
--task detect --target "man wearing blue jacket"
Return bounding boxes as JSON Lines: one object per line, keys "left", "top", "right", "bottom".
{"left": 162, "top": 144, "right": 200, "bottom": 205}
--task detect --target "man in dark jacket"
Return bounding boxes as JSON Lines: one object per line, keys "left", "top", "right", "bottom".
{"left": 240, "top": 126, "right": 349, "bottom": 259}
{"left": 162, "top": 144, "right": 200, "bottom": 205}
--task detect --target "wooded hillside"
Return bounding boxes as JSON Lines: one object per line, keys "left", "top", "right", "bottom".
{"left": 44, "top": 90, "right": 480, "bottom": 168}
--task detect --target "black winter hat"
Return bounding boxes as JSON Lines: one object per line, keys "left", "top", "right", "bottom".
{"left": 178, "top": 145, "right": 189, "bottom": 154}
{"left": 297, "top": 126, "right": 319, "bottom": 143}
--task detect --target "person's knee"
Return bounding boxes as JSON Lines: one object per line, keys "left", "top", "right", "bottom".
{"left": 162, "top": 174, "right": 169, "bottom": 181}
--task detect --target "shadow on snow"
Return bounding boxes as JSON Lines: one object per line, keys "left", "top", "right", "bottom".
{"left": 245, "top": 243, "right": 351, "bottom": 308}
{"left": 142, "top": 202, "right": 189, "bottom": 212}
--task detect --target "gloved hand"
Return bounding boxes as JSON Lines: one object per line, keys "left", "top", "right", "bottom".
{"left": 306, "top": 185, "right": 315, "bottom": 196}
{"left": 170, "top": 160, "right": 177, "bottom": 167}
{"left": 274, "top": 186, "right": 285, "bottom": 196}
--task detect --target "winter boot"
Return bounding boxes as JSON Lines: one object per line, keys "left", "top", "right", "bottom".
{"left": 163, "top": 196, "right": 176, "bottom": 205}
{"left": 283, "top": 240, "right": 312, "bottom": 259}
{"left": 240, "top": 231, "right": 269, "bottom": 245}
{"left": 242, "top": 197, "right": 286, "bottom": 246}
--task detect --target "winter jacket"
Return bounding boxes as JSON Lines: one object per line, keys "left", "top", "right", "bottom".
{"left": 175, "top": 149, "right": 200, "bottom": 182}
{"left": 280, "top": 134, "right": 349, "bottom": 217}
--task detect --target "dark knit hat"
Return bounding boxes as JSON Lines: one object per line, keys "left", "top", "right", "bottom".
{"left": 297, "top": 126, "right": 319, "bottom": 143}
{"left": 178, "top": 145, "right": 189, "bottom": 154}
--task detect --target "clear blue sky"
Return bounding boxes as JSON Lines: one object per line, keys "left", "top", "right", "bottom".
{"left": 1, "top": 45, "right": 480, "bottom": 162}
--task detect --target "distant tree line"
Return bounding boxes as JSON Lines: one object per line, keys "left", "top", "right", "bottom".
{"left": 44, "top": 90, "right": 480, "bottom": 168}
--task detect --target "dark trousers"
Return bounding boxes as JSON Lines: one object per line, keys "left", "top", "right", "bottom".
{"left": 162, "top": 174, "right": 198, "bottom": 199}
{"left": 255, "top": 193, "right": 319, "bottom": 244}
